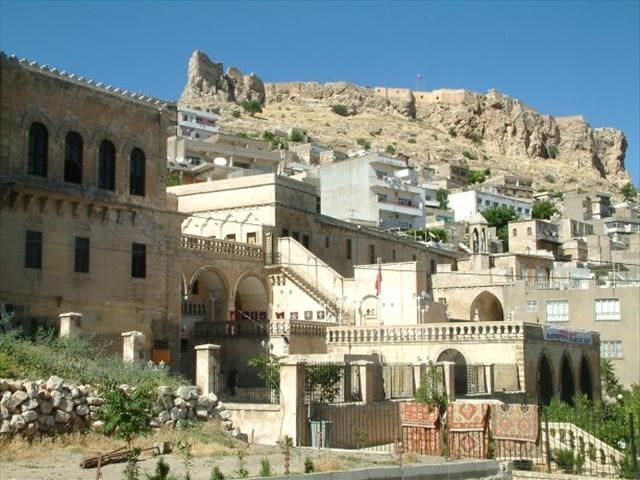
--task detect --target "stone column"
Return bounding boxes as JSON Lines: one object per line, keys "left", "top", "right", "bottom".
{"left": 439, "top": 361, "right": 456, "bottom": 402}
{"left": 483, "top": 364, "right": 494, "bottom": 394}
{"left": 353, "top": 360, "right": 376, "bottom": 404}
{"left": 412, "top": 362, "right": 426, "bottom": 394}
{"left": 279, "top": 360, "right": 306, "bottom": 445}
{"left": 121, "top": 331, "right": 145, "bottom": 363}
{"left": 195, "top": 344, "right": 221, "bottom": 395}
{"left": 59, "top": 312, "right": 82, "bottom": 338}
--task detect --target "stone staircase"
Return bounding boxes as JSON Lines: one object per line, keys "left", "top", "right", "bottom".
{"left": 277, "top": 266, "right": 339, "bottom": 318}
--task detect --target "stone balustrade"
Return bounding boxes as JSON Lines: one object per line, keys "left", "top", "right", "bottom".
{"left": 270, "top": 320, "right": 327, "bottom": 337}
{"left": 194, "top": 319, "right": 329, "bottom": 339}
{"left": 326, "top": 321, "right": 528, "bottom": 345}
{"left": 181, "top": 234, "right": 263, "bottom": 259}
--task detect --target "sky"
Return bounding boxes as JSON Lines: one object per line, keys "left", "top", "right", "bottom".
{"left": 1, "top": 1, "right": 638, "bottom": 186}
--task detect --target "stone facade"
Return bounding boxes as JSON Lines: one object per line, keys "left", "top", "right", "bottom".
{"left": 0, "top": 54, "right": 183, "bottom": 364}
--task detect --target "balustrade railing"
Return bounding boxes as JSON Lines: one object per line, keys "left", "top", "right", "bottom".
{"left": 181, "top": 234, "right": 263, "bottom": 259}
{"left": 182, "top": 299, "right": 206, "bottom": 316}
{"left": 193, "top": 319, "right": 328, "bottom": 339}
{"left": 326, "top": 321, "right": 527, "bottom": 345}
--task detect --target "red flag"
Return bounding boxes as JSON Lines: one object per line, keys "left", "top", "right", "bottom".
{"left": 375, "top": 263, "right": 382, "bottom": 296}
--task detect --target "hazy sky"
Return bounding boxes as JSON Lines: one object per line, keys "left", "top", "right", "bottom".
{"left": 1, "top": 0, "right": 638, "bottom": 185}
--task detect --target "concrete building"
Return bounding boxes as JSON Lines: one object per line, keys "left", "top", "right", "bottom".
{"left": 448, "top": 188, "right": 532, "bottom": 222}
{"left": 319, "top": 153, "right": 426, "bottom": 230}
{"left": 431, "top": 163, "right": 470, "bottom": 189}
{"left": 0, "top": 53, "right": 183, "bottom": 362}
{"left": 177, "top": 106, "right": 219, "bottom": 140}
{"left": 508, "top": 219, "right": 562, "bottom": 258}
{"left": 482, "top": 174, "right": 534, "bottom": 199}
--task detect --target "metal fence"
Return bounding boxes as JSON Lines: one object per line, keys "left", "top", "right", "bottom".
{"left": 217, "top": 366, "right": 279, "bottom": 404}
{"left": 304, "top": 362, "right": 359, "bottom": 404}
{"left": 381, "top": 364, "right": 414, "bottom": 399}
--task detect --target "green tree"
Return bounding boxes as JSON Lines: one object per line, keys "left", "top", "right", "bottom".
{"left": 99, "top": 384, "right": 153, "bottom": 447}
{"left": 166, "top": 170, "right": 182, "bottom": 187}
{"left": 331, "top": 104, "right": 349, "bottom": 116}
{"left": 385, "top": 144, "right": 396, "bottom": 155}
{"left": 531, "top": 200, "right": 558, "bottom": 220}
{"left": 620, "top": 182, "right": 637, "bottom": 199}
{"left": 248, "top": 352, "right": 283, "bottom": 394}
{"left": 240, "top": 100, "right": 262, "bottom": 117}
{"left": 481, "top": 205, "right": 520, "bottom": 249}
{"left": 289, "top": 129, "right": 304, "bottom": 142}
{"left": 356, "top": 138, "right": 371, "bottom": 150}
{"left": 436, "top": 188, "right": 449, "bottom": 209}
{"left": 468, "top": 168, "right": 490, "bottom": 185}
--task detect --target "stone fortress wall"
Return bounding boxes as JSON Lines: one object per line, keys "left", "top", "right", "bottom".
{"left": 374, "top": 86, "right": 480, "bottom": 106}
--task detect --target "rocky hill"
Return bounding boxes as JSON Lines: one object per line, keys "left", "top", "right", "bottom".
{"left": 180, "top": 50, "right": 631, "bottom": 193}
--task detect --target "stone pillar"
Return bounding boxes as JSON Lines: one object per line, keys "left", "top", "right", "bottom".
{"left": 121, "top": 331, "right": 145, "bottom": 363}
{"left": 59, "top": 312, "right": 82, "bottom": 338}
{"left": 279, "top": 360, "right": 306, "bottom": 445}
{"left": 439, "top": 361, "right": 456, "bottom": 402}
{"left": 353, "top": 361, "right": 375, "bottom": 404}
{"left": 195, "top": 344, "right": 221, "bottom": 395}
{"left": 484, "top": 364, "right": 494, "bottom": 394}
{"left": 412, "top": 362, "right": 426, "bottom": 393}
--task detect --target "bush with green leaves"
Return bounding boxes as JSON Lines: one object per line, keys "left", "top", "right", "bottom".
{"left": 146, "top": 457, "right": 173, "bottom": 480}
{"left": 462, "top": 150, "right": 477, "bottom": 160}
{"left": 620, "top": 182, "right": 637, "bottom": 199}
{"left": 289, "top": 129, "right": 305, "bottom": 142}
{"left": 356, "top": 138, "right": 371, "bottom": 150}
{"left": 305, "top": 364, "right": 343, "bottom": 403}
{"left": 481, "top": 205, "right": 520, "bottom": 249}
{"left": 240, "top": 100, "right": 262, "bottom": 116}
{"left": 547, "top": 144, "right": 559, "bottom": 158}
{"left": 124, "top": 448, "right": 141, "bottom": 480}
{"left": 465, "top": 131, "right": 483, "bottom": 144}
{"left": 385, "top": 144, "right": 396, "bottom": 155}
{"left": 414, "top": 362, "right": 447, "bottom": 414}
{"left": 259, "top": 458, "right": 272, "bottom": 477}
{"left": 248, "top": 352, "right": 283, "bottom": 394}
{"left": 531, "top": 200, "right": 558, "bottom": 220}
{"left": 467, "top": 168, "right": 490, "bottom": 185}
{"left": 407, "top": 138, "right": 416, "bottom": 144}
{"left": 436, "top": 188, "right": 449, "bottom": 209}
{"left": 331, "top": 104, "right": 350, "bottom": 116}
{"left": 448, "top": 127, "right": 457, "bottom": 137}
{"left": 99, "top": 384, "right": 153, "bottom": 446}
{"left": 0, "top": 330, "right": 184, "bottom": 388}
{"left": 304, "top": 457, "right": 315, "bottom": 473}
{"left": 166, "top": 170, "right": 182, "bottom": 187}
{"left": 210, "top": 466, "right": 225, "bottom": 480}
{"left": 232, "top": 110, "right": 241, "bottom": 118}
{"left": 234, "top": 448, "right": 249, "bottom": 478}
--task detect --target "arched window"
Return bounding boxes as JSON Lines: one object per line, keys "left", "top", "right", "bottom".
{"left": 129, "top": 148, "right": 145, "bottom": 196}
{"left": 98, "top": 140, "right": 116, "bottom": 190}
{"left": 28, "top": 122, "right": 48, "bottom": 177}
{"left": 64, "top": 131, "right": 83, "bottom": 184}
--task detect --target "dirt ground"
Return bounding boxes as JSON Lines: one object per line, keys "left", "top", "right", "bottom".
{"left": 0, "top": 424, "right": 451, "bottom": 480}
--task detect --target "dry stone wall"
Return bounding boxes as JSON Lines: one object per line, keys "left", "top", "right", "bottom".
{"left": 0, "top": 376, "right": 240, "bottom": 439}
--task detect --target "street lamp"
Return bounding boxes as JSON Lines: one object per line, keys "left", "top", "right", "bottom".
{"left": 414, "top": 290, "right": 431, "bottom": 324}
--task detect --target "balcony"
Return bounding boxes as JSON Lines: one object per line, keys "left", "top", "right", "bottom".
{"left": 371, "top": 175, "right": 424, "bottom": 195}
{"left": 179, "top": 119, "right": 219, "bottom": 134}
{"left": 377, "top": 199, "right": 422, "bottom": 217}
{"left": 181, "top": 234, "right": 263, "bottom": 259}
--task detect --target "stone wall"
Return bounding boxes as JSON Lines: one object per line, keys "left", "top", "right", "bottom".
{"left": 0, "top": 376, "right": 239, "bottom": 439}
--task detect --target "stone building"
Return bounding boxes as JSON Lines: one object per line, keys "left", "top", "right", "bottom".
{"left": 0, "top": 53, "right": 183, "bottom": 363}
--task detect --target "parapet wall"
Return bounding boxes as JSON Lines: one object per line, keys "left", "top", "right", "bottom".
{"left": 374, "top": 86, "right": 479, "bottom": 106}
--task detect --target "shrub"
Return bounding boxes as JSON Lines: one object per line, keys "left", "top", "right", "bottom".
{"left": 124, "top": 448, "right": 141, "bottom": 480}
{"left": 259, "top": 458, "right": 272, "bottom": 477}
{"left": 305, "top": 364, "right": 343, "bottom": 403}
{"left": 407, "top": 138, "right": 416, "bottom": 144}
{"left": 465, "top": 131, "right": 483, "bottom": 144}
{"left": 436, "top": 188, "right": 449, "bottom": 209}
{"left": 289, "top": 129, "right": 304, "bottom": 142}
{"left": 235, "top": 449, "right": 249, "bottom": 478}
{"left": 99, "top": 384, "right": 153, "bottom": 446}
{"left": 385, "top": 145, "right": 396, "bottom": 155}
{"left": 232, "top": 110, "right": 241, "bottom": 118}
{"left": 448, "top": 127, "right": 457, "bottom": 137}
{"left": 147, "top": 457, "right": 172, "bottom": 480}
{"left": 468, "top": 168, "right": 491, "bottom": 185}
{"left": 414, "top": 361, "right": 447, "bottom": 414}
{"left": 210, "top": 466, "right": 225, "bottom": 480}
{"left": 262, "top": 131, "right": 275, "bottom": 142}
{"left": 356, "top": 138, "right": 371, "bottom": 150}
{"left": 240, "top": 100, "right": 262, "bottom": 117}
{"left": 331, "top": 104, "right": 349, "bottom": 116}
{"left": 621, "top": 182, "right": 638, "bottom": 199}
{"left": 462, "top": 150, "right": 477, "bottom": 160}
{"left": 531, "top": 200, "right": 558, "bottom": 220}
{"left": 248, "top": 352, "right": 283, "bottom": 393}
{"left": 547, "top": 144, "right": 559, "bottom": 158}
{"left": 304, "top": 457, "right": 315, "bottom": 473}
{"left": 166, "top": 170, "right": 182, "bottom": 187}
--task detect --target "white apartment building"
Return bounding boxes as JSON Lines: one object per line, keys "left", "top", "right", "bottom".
{"left": 319, "top": 153, "right": 426, "bottom": 230}
{"left": 448, "top": 187, "right": 533, "bottom": 222}
{"left": 177, "top": 107, "right": 219, "bottom": 140}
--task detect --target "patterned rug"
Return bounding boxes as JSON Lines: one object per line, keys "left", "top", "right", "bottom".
{"left": 448, "top": 403, "right": 489, "bottom": 431}
{"left": 448, "top": 430, "right": 488, "bottom": 459}
{"left": 402, "top": 426, "right": 443, "bottom": 456}
{"left": 491, "top": 404, "right": 539, "bottom": 442}
{"left": 400, "top": 402, "right": 440, "bottom": 428}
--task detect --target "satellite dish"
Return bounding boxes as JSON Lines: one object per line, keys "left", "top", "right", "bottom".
{"left": 213, "top": 157, "right": 227, "bottom": 166}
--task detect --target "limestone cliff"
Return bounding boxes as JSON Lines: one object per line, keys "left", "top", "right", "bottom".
{"left": 179, "top": 50, "right": 631, "bottom": 192}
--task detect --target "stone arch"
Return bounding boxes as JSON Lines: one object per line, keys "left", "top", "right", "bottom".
{"left": 188, "top": 265, "right": 231, "bottom": 322}
{"left": 472, "top": 228, "right": 479, "bottom": 253}
{"left": 20, "top": 108, "right": 55, "bottom": 134}
{"left": 179, "top": 272, "right": 188, "bottom": 298}
{"left": 359, "top": 295, "right": 379, "bottom": 326}
{"left": 579, "top": 355, "right": 594, "bottom": 401}
{"left": 437, "top": 348, "right": 467, "bottom": 396}
{"left": 232, "top": 270, "right": 271, "bottom": 320}
{"left": 55, "top": 119, "right": 91, "bottom": 145}
{"left": 560, "top": 352, "right": 576, "bottom": 405}
{"left": 537, "top": 351, "right": 554, "bottom": 406}
{"left": 469, "top": 291, "right": 504, "bottom": 321}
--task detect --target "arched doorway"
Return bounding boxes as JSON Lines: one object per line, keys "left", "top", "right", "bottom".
{"left": 580, "top": 356, "right": 593, "bottom": 401}
{"left": 538, "top": 354, "right": 554, "bottom": 406}
{"left": 437, "top": 349, "right": 467, "bottom": 396}
{"left": 469, "top": 291, "right": 504, "bottom": 322}
{"left": 234, "top": 273, "right": 269, "bottom": 322}
{"left": 560, "top": 354, "right": 575, "bottom": 405}
{"left": 188, "top": 268, "right": 229, "bottom": 322}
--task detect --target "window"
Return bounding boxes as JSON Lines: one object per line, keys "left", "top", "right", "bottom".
{"left": 325, "top": 236, "right": 330, "bottom": 248}
{"left": 64, "top": 132, "right": 83, "bottom": 184}
{"left": 302, "top": 234, "right": 310, "bottom": 249}
{"left": 131, "top": 243, "right": 146, "bottom": 278}
{"left": 512, "top": 228, "right": 517, "bottom": 237}
{"left": 292, "top": 231, "right": 300, "bottom": 241}
{"left": 225, "top": 234, "right": 236, "bottom": 241}
{"left": 595, "top": 298, "right": 620, "bottom": 321}
{"left": 393, "top": 250, "right": 398, "bottom": 262}
{"left": 129, "top": 148, "right": 145, "bottom": 196}
{"left": 25, "top": 230, "right": 42, "bottom": 269}
{"left": 527, "top": 227, "right": 532, "bottom": 236}
{"left": 430, "top": 258, "right": 435, "bottom": 272}
{"left": 246, "top": 232, "right": 257, "bottom": 244}
{"left": 74, "top": 237, "right": 90, "bottom": 273}
{"left": 520, "top": 265, "right": 528, "bottom": 280}
{"left": 346, "top": 239, "right": 352, "bottom": 260}
{"left": 546, "top": 300, "right": 569, "bottom": 322}
{"left": 281, "top": 228, "right": 289, "bottom": 237}
{"left": 27, "top": 122, "right": 48, "bottom": 177}
{"left": 601, "top": 341, "right": 623, "bottom": 359}
{"left": 98, "top": 140, "right": 116, "bottom": 190}
{"left": 191, "top": 279, "right": 199, "bottom": 295}
{"left": 369, "top": 244, "right": 375, "bottom": 264}
{"left": 526, "top": 300, "right": 538, "bottom": 312}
